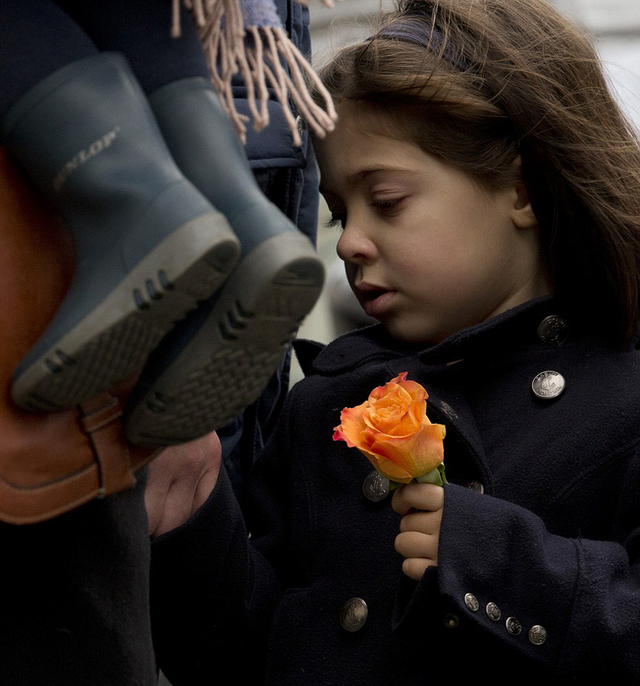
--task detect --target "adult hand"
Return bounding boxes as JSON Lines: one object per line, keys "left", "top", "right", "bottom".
{"left": 145, "top": 430, "right": 222, "bottom": 539}
{"left": 392, "top": 482, "right": 444, "bottom": 580}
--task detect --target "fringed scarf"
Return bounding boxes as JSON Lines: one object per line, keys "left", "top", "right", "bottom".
{"left": 172, "top": 0, "right": 337, "bottom": 146}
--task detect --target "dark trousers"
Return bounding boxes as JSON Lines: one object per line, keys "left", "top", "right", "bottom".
{"left": 0, "top": 473, "right": 157, "bottom": 686}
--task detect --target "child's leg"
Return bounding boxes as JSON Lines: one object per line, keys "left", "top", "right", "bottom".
{"left": 55, "top": 0, "right": 210, "bottom": 94}
{"left": 54, "top": 0, "right": 325, "bottom": 445}
{"left": 0, "top": 0, "right": 98, "bottom": 120}
{"left": 1, "top": 0, "right": 240, "bottom": 412}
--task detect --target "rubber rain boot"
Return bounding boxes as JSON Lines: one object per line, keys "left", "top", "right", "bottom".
{"left": 2, "top": 54, "right": 240, "bottom": 412}
{"left": 124, "top": 77, "right": 324, "bottom": 445}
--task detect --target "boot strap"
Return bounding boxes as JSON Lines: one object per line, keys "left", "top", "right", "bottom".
{"left": 80, "top": 392, "right": 138, "bottom": 497}
{"left": 0, "top": 393, "right": 157, "bottom": 525}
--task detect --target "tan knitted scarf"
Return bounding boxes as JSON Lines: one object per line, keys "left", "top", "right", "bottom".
{"left": 172, "top": 0, "right": 337, "bottom": 146}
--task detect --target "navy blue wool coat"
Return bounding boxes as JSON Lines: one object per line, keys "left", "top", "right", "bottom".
{"left": 151, "top": 297, "right": 640, "bottom": 685}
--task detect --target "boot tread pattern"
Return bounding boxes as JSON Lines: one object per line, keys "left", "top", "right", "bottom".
{"left": 126, "top": 286, "right": 322, "bottom": 444}
{"left": 124, "top": 238, "right": 325, "bottom": 445}
{"left": 138, "top": 346, "right": 284, "bottom": 441}
{"left": 26, "top": 316, "right": 170, "bottom": 410}
{"left": 14, "top": 228, "right": 239, "bottom": 411}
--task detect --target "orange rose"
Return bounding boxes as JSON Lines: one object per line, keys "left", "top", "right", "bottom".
{"left": 333, "top": 372, "right": 446, "bottom": 484}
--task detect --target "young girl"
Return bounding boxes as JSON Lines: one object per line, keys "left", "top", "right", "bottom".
{"left": 149, "top": 0, "right": 640, "bottom": 682}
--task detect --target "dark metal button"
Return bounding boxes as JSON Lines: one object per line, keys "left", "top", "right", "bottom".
{"left": 529, "top": 625, "right": 548, "bottom": 645}
{"left": 506, "top": 617, "right": 522, "bottom": 636}
{"left": 465, "top": 480, "right": 484, "bottom": 494}
{"left": 444, "top": 613, "right": 459, "bottom": 629}
{"left": 340, "top": 598, "right": 368, "bottom": 632}
{"left": 464, "top": 593, "right": 479, "bottom": 612}
{"left": 438, "top": 400, "right": 458, "bottom": 421}
{"left": 532, "top": 371, "right": 565, "bottom": 400}
{"left": 486, "top": 602, "right": 501, "bottom": 621}
{"left": 363, "top": 470, "right": 390, "bottom": 502}
{"left": 537, "top": 315, "right": 569, "bottom": 346}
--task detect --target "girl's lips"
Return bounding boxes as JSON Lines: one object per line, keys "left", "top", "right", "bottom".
{"left": 357, "top": 287, "right": 396, "bottom": 319}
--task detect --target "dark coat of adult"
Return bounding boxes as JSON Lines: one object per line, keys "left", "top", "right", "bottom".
{"left": 150, "top": 296, "right": 640, "bottom": 685}
{"left": 0, "top": 1, "right": 317, "bottom": 684}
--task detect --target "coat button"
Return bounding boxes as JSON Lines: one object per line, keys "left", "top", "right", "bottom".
{"left": 464, "top": 480, "right": 484, "bottom": 494}
{"left": 295, "top": 115, "right": 306, "bottom": 133}
{"left": 340, "top": 598, "right": 368, "bottom": 632}
{"left": 506, "top": 617, "right": 522, "bottom": 636}
{"left": 531, "top": 370, "right": 565, "bottom": 400}
{"left": 362, "top": 470, "right": 389, "bottom": 502}
{"left": 537, "top": 315, "right": 569, "bottom": 346}
{"left": 486, "top": 602, "right": 502, "bottom": 621}
{"left": 528, "top": 625, "right": 548, "bottom": 645}
{"left": 444, "top": 613, "right": 459, "bottom": 629}
{"left": 438, "top": 400, "right": 459, "bottom": 421}
{"left": 464, "top": 593, "right": 479, "bottom": 612}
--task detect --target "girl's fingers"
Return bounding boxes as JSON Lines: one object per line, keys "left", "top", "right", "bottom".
{"left": 391, "top": 482, "right": 444, "bottom": 515}
{"left": 395, "top": 530, "right": 438, "bottom": 560}
{"left": 402, "top": 557, "right": 435, "bottom": 580}
{"left": 399, "top": 509, "right": 441, "bottom": 535}
{"left": 393, "top": 485, "right": 443, "bottom": 578}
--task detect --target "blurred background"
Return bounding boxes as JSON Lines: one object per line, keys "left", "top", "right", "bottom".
{"left": 289, "top": 0, "right": 640, "bottom": 383}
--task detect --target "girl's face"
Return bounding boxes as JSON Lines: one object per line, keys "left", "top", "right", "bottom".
{"left": 315, "top": 102, "right": 551, "bottom": 344}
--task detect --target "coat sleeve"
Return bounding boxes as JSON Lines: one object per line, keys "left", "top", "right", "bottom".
{"left": 395, "top": 450, "right": 640, "bottom": 679}
{"left": 149, "top": 389, "right": 305, "bottom": 685}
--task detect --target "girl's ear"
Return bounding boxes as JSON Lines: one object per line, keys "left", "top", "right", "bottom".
{"left": 511, "top": 159, "right": 537, "bottom": 229}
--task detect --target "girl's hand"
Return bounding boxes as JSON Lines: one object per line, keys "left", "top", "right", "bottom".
{"left": 392, "top": 483, "right": 444, "bottom": 580}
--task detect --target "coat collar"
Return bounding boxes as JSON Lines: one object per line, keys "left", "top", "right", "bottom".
{"left": 294, "top": 296, "right": 580, "bottom": 375}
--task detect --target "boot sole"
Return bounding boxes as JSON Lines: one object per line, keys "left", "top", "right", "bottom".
{"left": 12, "top": 214, "right": 240, "bottom": 411}
{"left": 124, "top": 232, "right": 324, "bottom": 446}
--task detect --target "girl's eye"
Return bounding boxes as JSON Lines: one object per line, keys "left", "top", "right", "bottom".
{"left": 371, "top": 197, "right": 404, "bottom": 215}
{"left": 325, "top": 213, "right": 346, "bottom": 229}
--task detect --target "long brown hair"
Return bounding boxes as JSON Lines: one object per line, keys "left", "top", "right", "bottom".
{"left": 317, "top": 0, "right": 640, "bottom": 346}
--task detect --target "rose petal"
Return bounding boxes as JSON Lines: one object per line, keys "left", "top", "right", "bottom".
{"left": 333, "top": 403, "right": 369, "bottom": 448}
{"left": 356, "top": 446, "right": 414, "bottom": 483}
{"left": 368, "top": 387, "right": 408, "bottom": 429}
{"left": 369, "top": 423, "right": 445, "bottom": 478}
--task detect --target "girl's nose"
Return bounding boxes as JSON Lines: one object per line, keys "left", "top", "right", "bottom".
{"left": 336, "top": 222, "right": 377, "bottom": 265}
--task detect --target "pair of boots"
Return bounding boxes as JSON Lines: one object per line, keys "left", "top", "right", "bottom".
{"left": 2, "top": 52, "right": 324, "bottom": 446}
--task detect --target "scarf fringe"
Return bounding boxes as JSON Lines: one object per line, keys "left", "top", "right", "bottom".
{"left": 174, "top": 0, "right": 337, "bottom": 146}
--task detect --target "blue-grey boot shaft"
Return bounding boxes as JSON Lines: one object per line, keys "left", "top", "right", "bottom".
{"left": 149, "top": 78, "right": 300, "bottom": 257}
{"left": 4, "top": 54, "right": 239, "bottom": 410}
{"left": 124, "top": 78, "right": 324, "bottom": 445}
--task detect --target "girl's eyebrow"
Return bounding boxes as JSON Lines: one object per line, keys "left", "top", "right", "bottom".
{"left": 320, "top": 166, "right": 417, "bottom": 195}
{"left": 350, "top": 166, "right": 415, "bottom": 181}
